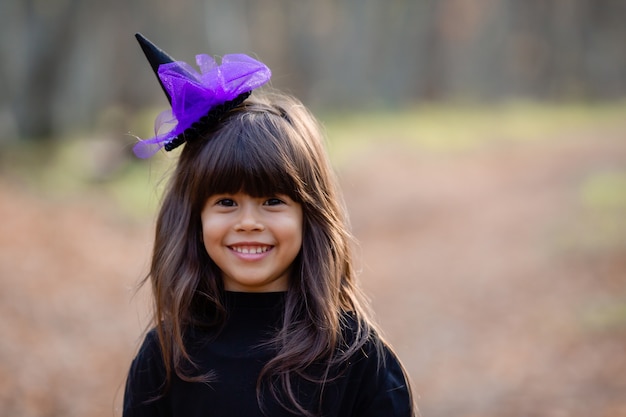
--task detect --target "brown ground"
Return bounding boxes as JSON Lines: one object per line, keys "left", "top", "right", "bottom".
{"left": 1, "top": 123, "right": 625, "bottom": 417}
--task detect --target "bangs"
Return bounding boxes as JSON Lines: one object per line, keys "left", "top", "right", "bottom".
{"left": 193, "top": 113, "right": 303, "bottom": 201}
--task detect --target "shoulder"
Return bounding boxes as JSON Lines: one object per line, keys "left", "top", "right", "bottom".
{"left": 338, "top": 311, "right": 386, "bottom": 362}
{"left": 338, "top": 313, "right": 415, "bottom": 416}
{"left": 334, "top": 311, "right": 407, "bottom": 370}
{"left": 132, "top": 328, "right": 163, "bottom": 366}
{"left": 123, "top": 329, "right": 168, "bottom": 413}
{"left": 127, "top": 328, "right": 166, "bottom": 381}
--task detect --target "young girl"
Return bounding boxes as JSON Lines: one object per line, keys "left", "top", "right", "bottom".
{"left": 123, "top": 33, "right": 415, "bottom": 417}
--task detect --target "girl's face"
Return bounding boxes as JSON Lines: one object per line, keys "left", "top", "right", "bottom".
{"left": 200, "top": 192, "right": 303, "bottom": 292}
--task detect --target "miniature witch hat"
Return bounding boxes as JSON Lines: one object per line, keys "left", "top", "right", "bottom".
{"left": 135, "top": 33, "right": 176, "bottom": 104}
{"left": 132, "top": 33, "right": 272, "bottom": 158}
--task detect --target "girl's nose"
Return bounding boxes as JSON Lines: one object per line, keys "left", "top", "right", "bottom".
{"left": 235, "top": 204, "right": 265, "bottom": 231}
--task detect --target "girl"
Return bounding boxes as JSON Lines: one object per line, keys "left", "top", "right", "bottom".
{"left": 123, "top": 33, "right": 415, "bottom": 417}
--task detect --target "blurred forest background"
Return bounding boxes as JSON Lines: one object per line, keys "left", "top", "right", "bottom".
{"left": 1, "top": 0, "right": 625, "bottom": 416}
{"left": 2, "top": 0, "right": 626, "bottom": 139}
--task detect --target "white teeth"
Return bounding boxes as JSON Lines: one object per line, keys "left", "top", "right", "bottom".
{"left": 233, "top": 246, "right": 269, "bottom": 254}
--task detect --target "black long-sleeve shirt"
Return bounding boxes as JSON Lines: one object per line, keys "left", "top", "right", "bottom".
{"left": 123, "top": 291, "right": 413, "bottom": 417}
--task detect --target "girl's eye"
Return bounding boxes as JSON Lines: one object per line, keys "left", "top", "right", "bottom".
{"left": 216, "top": 198, "right": 236, "bottom": 207}
{"left": 264, "top": 197, "right": 285, "bottom": 206}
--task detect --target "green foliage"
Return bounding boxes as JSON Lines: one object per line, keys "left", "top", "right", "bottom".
{"left": 322, "top": 100, "right": 626, "bottom": 162}
{"left": 568, "top": 171, "right": 626, "bottom": 250}
{"left": 582, "top": 301, "right": 626, "bottom": 331}
{"left": 580, "top": 171, "right": 626, "bottom": 210}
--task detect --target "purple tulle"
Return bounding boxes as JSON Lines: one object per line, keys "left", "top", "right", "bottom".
{"left": 133, "top": 54, "right": 271, "bottom": 158}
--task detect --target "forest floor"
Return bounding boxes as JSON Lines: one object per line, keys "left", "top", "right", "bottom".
{"left": 0, "top": 113, "right": 625, "bottom": 417}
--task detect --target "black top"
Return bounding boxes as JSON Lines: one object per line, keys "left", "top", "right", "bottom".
{"left": 123, "top": 292, "right": 413, "bottom": 417}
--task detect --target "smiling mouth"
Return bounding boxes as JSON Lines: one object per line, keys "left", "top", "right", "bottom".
{"left": 229, "top": 245, "right": 272, "bottom": 254}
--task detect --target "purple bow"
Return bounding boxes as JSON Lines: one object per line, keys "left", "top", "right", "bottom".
{"left": 133, "top": 54, "right": 271, "bottom": 158}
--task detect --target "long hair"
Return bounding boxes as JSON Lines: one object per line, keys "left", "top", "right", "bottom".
{"left": 144, "top": 90, "right": 385, "bottom": 414}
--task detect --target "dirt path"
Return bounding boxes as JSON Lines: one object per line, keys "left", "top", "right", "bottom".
{"left": 342, "top": 127, "right": 626, "bottom": 416}
{"left": 1, "top": 124, "right": 625, "bottom": 416}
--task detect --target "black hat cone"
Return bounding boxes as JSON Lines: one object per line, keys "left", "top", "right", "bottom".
{"left": 135, "top": 33, "right": 176, "bottom": 104}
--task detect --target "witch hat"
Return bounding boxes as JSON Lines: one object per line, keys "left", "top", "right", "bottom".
{"left": 131, "top": 33, "right": 272, "bottom": 158}
{"left": 135, "top": 33, "right": 176, "bottom": 104}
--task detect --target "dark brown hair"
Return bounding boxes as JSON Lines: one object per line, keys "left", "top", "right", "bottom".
{"left": 144, "top": 90, "right": 388, "bottom": 414}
